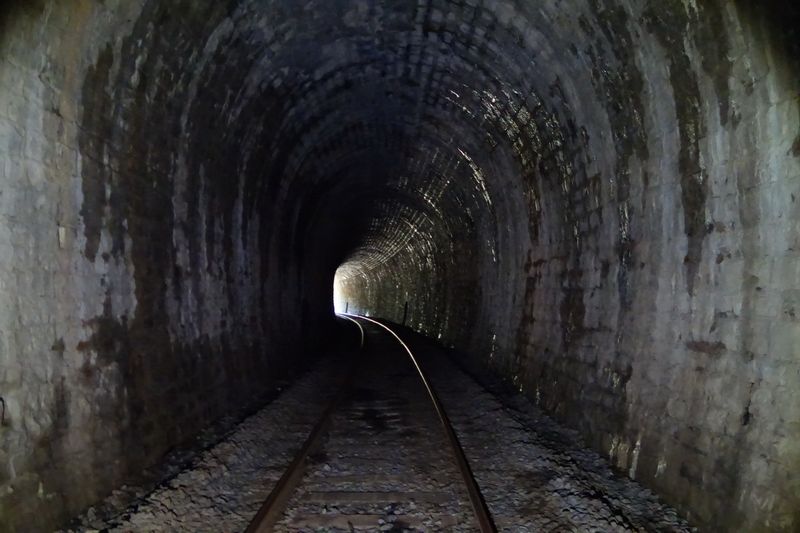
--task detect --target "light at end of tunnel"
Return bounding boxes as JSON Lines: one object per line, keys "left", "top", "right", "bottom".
{"left": 333, "top": 268, "right": 350, "bottom": 314}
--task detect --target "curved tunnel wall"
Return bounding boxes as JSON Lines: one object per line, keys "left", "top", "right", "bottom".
{"left": 336, "top": 3, "right": 800, "bottom": 530}
{"left": 0, "top": 1, "right": 797, "bottom": 531}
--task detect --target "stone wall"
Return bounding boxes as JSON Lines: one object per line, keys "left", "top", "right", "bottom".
{"left": 0, "top": 0, "right": 797, "bottom": 531}
{"left": 0, "top": 2, "right": 333, "bottom": 530}
{"left": 338, "top": 1, "right": 800, "bottom": 530}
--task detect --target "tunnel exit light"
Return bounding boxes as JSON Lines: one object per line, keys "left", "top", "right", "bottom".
{"left": 332, "top": 269, "right": 348, "bottom": 314}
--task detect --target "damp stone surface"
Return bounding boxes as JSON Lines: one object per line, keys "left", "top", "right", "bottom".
{"left": 0, "top": 1, "right": 798, "bottom": 531}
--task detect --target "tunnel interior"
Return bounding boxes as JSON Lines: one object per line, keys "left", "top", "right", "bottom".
{"left": 0, "top": 1, "right": 799, "bottom": 531}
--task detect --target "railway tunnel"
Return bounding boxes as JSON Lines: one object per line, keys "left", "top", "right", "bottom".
{"left": 0, "top": 0, "right": 799, "bottom": 531}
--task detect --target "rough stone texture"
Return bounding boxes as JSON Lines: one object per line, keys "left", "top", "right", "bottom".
{"left": 412, "top": 329, "right": 691, "bottom": 532}
{"left": 59, "top": 353, "right": 348, "bottom": 533}
{"left": 63, "top": 324, "right": 691, "bottom": 532}
{"left": 0, "top": 1, "right": 329, "bottom": 530}
{"left": 0, "top": 1, "right": 797, "bottom": 531}
{"left": 334, "top": 2, "right": 800, "bottom": 531}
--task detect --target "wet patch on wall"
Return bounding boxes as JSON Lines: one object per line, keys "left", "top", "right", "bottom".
{"left": 644, "top": 1, "right": 709, "bottom": 297}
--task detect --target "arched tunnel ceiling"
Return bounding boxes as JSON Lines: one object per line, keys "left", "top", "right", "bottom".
{"left": 83, "top": 0, "right": 600, "bottom": 279}
{"left": 0, "top": 0, "right": 799, "bottom": 531}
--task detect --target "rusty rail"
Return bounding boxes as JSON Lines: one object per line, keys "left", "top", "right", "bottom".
{"left": 245, "top": 314, "right": 496, "bottom": 532}
{"left": 351, "top": 314, "right": 497, "bottom": 533}
{"left": 244, "top": 316, "right": 363, "bottom": 533}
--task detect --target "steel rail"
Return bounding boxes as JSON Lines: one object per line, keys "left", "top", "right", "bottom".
{"left": 244, "top": 316, "right": 364, "bottom": 533}
{"left": 345, "top": 314, "right": 497, "bottom": 533}
{"left": 341, "top": 313, "right": 365, "bottom": 349}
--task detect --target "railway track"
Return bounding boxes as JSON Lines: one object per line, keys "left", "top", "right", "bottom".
{"left": 245, "top": 315, "right": 496, "bottom": 532}
{"left": 62, "top": 314, "right": 691, "bottom": 532}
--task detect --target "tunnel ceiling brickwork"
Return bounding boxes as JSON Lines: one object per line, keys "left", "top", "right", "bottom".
{"left": 0, "top": 0, "right": 798, "bottom": 531}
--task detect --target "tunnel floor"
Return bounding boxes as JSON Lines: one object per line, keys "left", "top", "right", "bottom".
{"left": 271, "top": 323, "right": 477, "bottom": 531}
{"left": 60, "top": 324, "right": 691, "bottom": 532}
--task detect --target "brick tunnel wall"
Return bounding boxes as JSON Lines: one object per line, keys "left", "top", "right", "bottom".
{"left": 0, "top": 1, "right": 798, "bottom": 531}
{"left": 334, "top": 2, "right": 800, "bottom": 531}
{"left": 0, "top": 1, "right": 341, "bottom": 529}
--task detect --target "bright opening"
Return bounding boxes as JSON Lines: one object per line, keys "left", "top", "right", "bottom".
{"left": 332, "top": 268, "right": 349, "bottom": 314}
